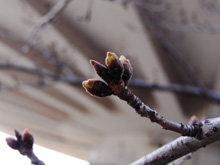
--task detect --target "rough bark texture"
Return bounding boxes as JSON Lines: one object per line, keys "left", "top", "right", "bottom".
{"left": 117, "top": 87, "right": 201, "bottom": 137}
{"left": 131, "top": 117, "right": 220, "bottom": 165}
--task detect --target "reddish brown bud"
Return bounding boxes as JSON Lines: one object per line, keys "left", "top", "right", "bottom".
{"left": 82, "top": 79, "right": 113, "bottom": 97}
{"left": 105, "top": 52, "right": 124, "bottom": 83}
{"left": 119, "top": 55, "right": 133, "bottom": 86}
{"left": 90, "top": 60, "right": 111, "bottom": 83}
{"left": 6, "top": 138, "right": 19, "bottom": 150}
{"left": 15, "top": 129, "right": 22, "bottom": 141}
{"left": 22, "top": 129, "right": 34, "bottom": 150}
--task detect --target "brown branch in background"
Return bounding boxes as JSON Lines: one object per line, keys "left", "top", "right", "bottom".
{"left": 136, "top": 8, "right": 207, "bottom": 90}
{"left": 6, "top": 129, "right": 46, "bottom": 165}
{"left": 1, "top": 63, "right": 220, "bottom": 104}
{"left": 131, "top": 117, "right": 220, "bottom": 165}
{"left": 82, "top": 52, "right": 203, "bottom": 137}
{"left": 111, "top": 0, "right": 220, "bottom": 33}
{"left": 0, "top": 63, "right": 82, "bottom": 85}
{"left": 129, "top": 79, "right": 220, "bottom": 104}
{"left": 0, "top": 27, "right": 76, "bottom": 78}
{"left": 0, "top": 78, "right": 53, "bottom": 93}
{"left": 22, "top": 0, "right": 72, "bottom": 53}
{"left": 108, "top": 0, "right": 166, "bottom": 12}
{"left": 83, "top": 0, "right": 94, "bottom": 22}
{"left": 200, "top": 0, "right": 220, "bottom": 15}
{"left": 158, "top": 20, "right": 220, "bottom": 33}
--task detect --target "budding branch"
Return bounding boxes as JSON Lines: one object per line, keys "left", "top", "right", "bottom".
{"left": 82, "top": 52, "right": 220, "bottom": 164}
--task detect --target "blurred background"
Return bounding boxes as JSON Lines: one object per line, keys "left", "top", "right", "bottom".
{"left": 0, "top": 0, "right": 220, "bottom": 164}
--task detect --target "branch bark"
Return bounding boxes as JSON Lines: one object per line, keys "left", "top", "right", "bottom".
{"left": 131, "top": 117, "right": 220, "bottom": 165}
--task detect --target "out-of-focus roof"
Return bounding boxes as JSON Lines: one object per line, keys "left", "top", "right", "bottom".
{"left": 0, "top": 0, "right": 220, "bottom": 164}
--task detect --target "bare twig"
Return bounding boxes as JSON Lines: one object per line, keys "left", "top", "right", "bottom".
{"left": 84, "top": 0, "right": 94, "bottom": 22}
{"left": 108, "top": 0, "right": 166, "bottom": 12}
{"left": 0, "top": 63, "right": 82, "bottom": 85}
{"left": 116, "top": 86, "right": 202, "bottom": 137}
{"left": 131, "top": 117, "right": 220, "bottom": 165}
{"left": 159, "top": 20, "right": 220, "bottom": 33}
{"left": 0, "top": 79, "right": 53, "bottom": 93}
{"left": 129, "top": 79, "right": 220, "bottom": 104}
{"left": 1, "top": 63, "right": 220, "bottom": 103}
{"left": 22, "top": 0, "right": 72, "bottom": 53}
{"left": 200, "top": 0, "right": 220, "bottom": 15}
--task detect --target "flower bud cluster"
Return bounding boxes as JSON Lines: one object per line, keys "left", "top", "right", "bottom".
{"left": 6, "top": 129, "right": 34, "bottom": 155}
{"left": 83, "top": 52, "right": 133, "bottom": 97}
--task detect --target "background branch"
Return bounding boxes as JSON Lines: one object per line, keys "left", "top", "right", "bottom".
{"left": 22, "top": 0, "right": 72, "bottom": 53}
{"left": 1, "top": 63, "right": 220, "bottom": 104}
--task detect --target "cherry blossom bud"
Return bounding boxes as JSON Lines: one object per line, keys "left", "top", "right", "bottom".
{"left": 22, "top": 129, "right": 34, "bottom": 150}
{"left": 82, "top": 79, "right": 113, "bottom": 97}
{"left": 6, "top": 138, "right": 19, "bottom": 150}
{"left": 15, "top": 129, "right": 22, "bottom": 142}
{"left": 90, "top": 60, "right": 111, "bottom": 83}
{"left": 119, "top": 55, "right": 133, "bottom": 86}
{"left": 105, "top": 52, "right": 124, "bottom": 83}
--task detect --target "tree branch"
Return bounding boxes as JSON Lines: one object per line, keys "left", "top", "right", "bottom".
{"left": 108, "top": 0, "right": 166, "bottom": 12}
{"left": 0, "top": 63, "right": 83, "bottom": 86}
{"left": 1, "top": 63, "right": 220, "bottom": 104}
{"left": 82, "top": 52, "right": 204, "bottom": 137}
{"left": 131, "top": 117, "right": 220, "bottom": 165}
{"left": 129, "top": 79, "right": 220, "bottom": 104}
{"left": 22, "top": 0, "right": 72, "bottom": 52}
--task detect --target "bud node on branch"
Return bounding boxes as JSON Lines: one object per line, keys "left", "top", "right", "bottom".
{"left": 82, "top": 52, "right": 203, "bottom": 138}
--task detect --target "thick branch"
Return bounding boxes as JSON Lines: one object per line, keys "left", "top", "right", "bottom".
{"left": 131, "top": 117, "right": 220, "bottom": 165}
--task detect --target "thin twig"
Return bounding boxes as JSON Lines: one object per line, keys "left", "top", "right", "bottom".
{"left": 109, "top": 0, "right": 166, "bottom": 12}
{"left": 1, "top": 63, "right": 220, "bottom": 103}
{"left": 22, "top": 0, "right": 72, "bottom": 53}
{"left": 0, "top": 63, "right": 83, "bottom": 85}
{"left": 200, "top": 0, "right": 220, "bottom": 15}
{"left": 129, "top": 79, "right": 220, "bottom": 104}
{"left": 159, "top": 20, "right": 220, "bottom": 33}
